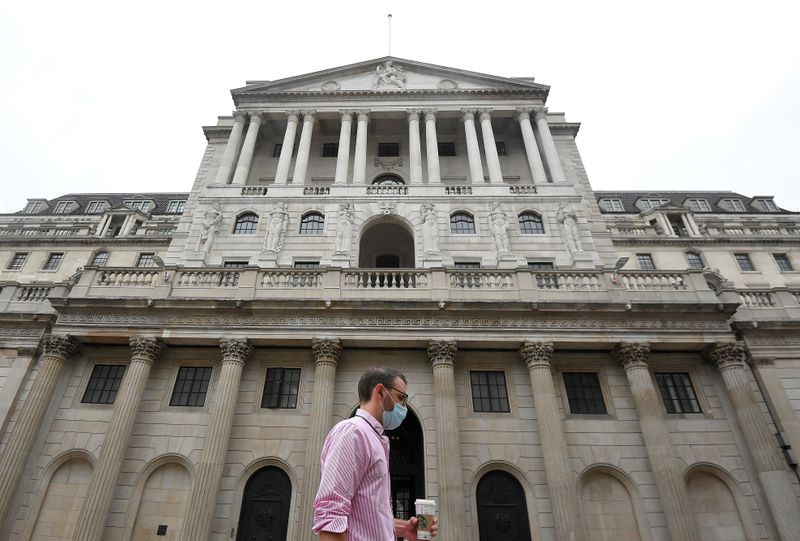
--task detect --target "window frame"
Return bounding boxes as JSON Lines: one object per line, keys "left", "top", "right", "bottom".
{"left": 450, "top": 212, "right": 477, "bottom": 235}
{"left": 686, "top": 251, "right": 704, "bottom": 270}
{"left": 272, "top": 143, "right": 283, "bottom": 157}
{"left": 91, "top": 250, "right": 110, "bottom": 267}
{"left": 685, "top": 198, "right": 711, "bottom": 212}
{"left": 81, "top": 363, "right": 127, "bottom": 405}
{"left": 654, "top": 371, "right": 703, "bottom": 414}
{"left": 124, "top": 200, "right": 148, "bottom": 211}
{"left": 321, "top": 143, "right": 339, "bottom": 157}
{"left": 167, "top": 200, "right": 186, "bottom": 214}
{"left": 222, "top": 260, "right": 249, "bottom": 268}
{"left": 378, "top": 142, "right": 400, "bottom": 157}
{"left": 299, "top": 212, "right": 325, "bottom": 235}
{"left": 773, "top": 253, "right": 794, "bottom": 272}
{"left": 136, "top": 252, "right": 157, "bottom": 268}
{"left": 527, "top": 261, "right": 555, "bottom": 270}
{"left": 233, "top": 213, "right": 259, "bottom": 235}
{"left": 561, "top": 371, "right": 608, "bottom": 415}
{"left": 86, "top": 201, "right": 107, "bottom": 214}
{"left": 23, "top": 202, "right": 43, "bottom": 214}
{"left": 293, "top": 261, "right": 321, "bottom": 268}
{"left": 638, "top": 198, "right": 669, "bottom": 211}
{"left": 636, "top": 253, "right": 656, "bottom": 270}
{"left": 437, "top": 142, "right": 456, "bottom": 156}
{"left": 42, "top": 252, "right": 64, "bottom": 271}
{"left": 722, "top": 198, "right": 746, "bottom": 212}
{"left": 169, "top": 365, "right": 214, "bottom": 408}
{"left": 469, "top": 370, "right": 511, "bottom": 413}
{"left": 599, "top": 198, "right": 624, "bottom": 212}
{"left": 6, "top": 252, "right": 29, "bottom": 271}
{"left": 261, "top": 367, "right": 302, "bottom": 409}
{"left": 518, "top": 212, "right": 545, "bottom": 234}
{"left": 53, "top": 201, "right": 72, "bottom": 214}
{"left": 734, "top": 252, "right": 756, "bottom": 272}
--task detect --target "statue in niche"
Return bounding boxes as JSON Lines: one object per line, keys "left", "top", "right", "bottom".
{"left": 557, "top": 205, "right": 583, "bottom": 254}
{"left": 263, "top": 202, "right": 288, "bottom": 253}
{"left": 335, "top": 203, "right": 354, "bottom": 254}
{"left": 374, "top": 60, "right": 407, "bottom": 89}
{"left": 489, "top": 202, "right": 511, "bottom": 253}
{"left": 421, "top": 203, "right": 439, "bottom": 254}
{"left": 196, "top": 203, "right": 223, "bottom": 254}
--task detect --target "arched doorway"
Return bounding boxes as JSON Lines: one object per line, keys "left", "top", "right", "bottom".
{"left": 373, "top": 174, "right": 405, "bottom": 185}
{"left": 476, "top": 470, "right": 532, "bottom": 541}
{"left": 236, "top": 466, "right": 292, "bottom": 541}
{"left": 358, "top": 219, "right": 415, "bottom": 268}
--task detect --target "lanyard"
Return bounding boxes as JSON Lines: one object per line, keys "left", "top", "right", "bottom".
{"left": 355, "top": 414, "right": 384, "bottom": 438}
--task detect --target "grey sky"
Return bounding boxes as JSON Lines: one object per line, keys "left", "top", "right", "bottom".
{"left": 1, "top": 0, "right": 798, "bottom": 212}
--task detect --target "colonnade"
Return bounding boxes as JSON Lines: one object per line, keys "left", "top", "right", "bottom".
{"left": 1, "top": 335, "right": 799, "bottom": 540}
{"left": 214, "top": 107, "right": 567, "bottom": 186}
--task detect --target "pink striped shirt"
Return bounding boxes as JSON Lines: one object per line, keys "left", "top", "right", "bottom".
{"left": 313, "top": 408, "right": 394, "bottom": 540}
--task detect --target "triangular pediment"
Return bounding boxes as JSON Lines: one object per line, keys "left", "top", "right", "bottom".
{"left": 233, "top": 57, "right": 549, "bottom": 95}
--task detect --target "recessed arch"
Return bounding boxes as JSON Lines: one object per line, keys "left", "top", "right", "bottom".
{"left": 235, "top": 464, "right": 294, "bottom": 541}
{"left": 228, "top": 458, "right": 298, "bottom": 541}
{"left": 372, "top": 173, "right": 405, "bottom": 185}
{"left": 358, "top": 216, "right": 415, "bottom": 268}
{"left": 577, "top": 463, "right": 652, "bottom": 541}
{"left": 473, "top": 465, "right": 536, "bottom": 541}
{"left": 470, "top": 461, "right": 542, "bottom": 541}
{"left": 684, "top": 462, "right": 758, "bottom": 540}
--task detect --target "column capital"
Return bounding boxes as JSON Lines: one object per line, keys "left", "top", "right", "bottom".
{"left": 129, "top": 337, "right": 164, "bottom": 364}
{"left": 533, "top": 107, "right": 548, "bottom": 121}
{"left": 520, "top": 341, "right": 553, "bottom": 369}
{"left": 249, "top": 111, "right": 264, "bottom": 123}
{"left": 232, "top": 110, "right": 249, "bottom": 122}
{"left": 704, "top": 342, "right": 747, "bottom": 372}
{"left": 515, "top": 107, "right": 533, "bottom": 120}
{"left": 460, "top": 108, "right": 477, "bottom": 121}
{"left": 423, "top": 108, "right": 438, "bottom": 121}
{"left": 478, "top": 108, "right": 493, "bottom": 121}
{"left": 42, "top": 334, "right": 80, "bottom": 360}
{"left": 339, "top": 109, "right": 354, "bottom": 121}
{"left": 301, "top": 109, "right": 317, "bottom": 120}
{"left": 219, "top": 338, "right": 253, "bottom": 365}
{"left": 286, "top": 110, "right": 301, "bottom": 121}
{"left": 407, "top": 108, "right": 422, "bottom": 120}
{"left": 311, "top": 337, "right": 342, "bottom": 367}
{"left": 356, "top": 110, "right": 371, "bottom": 122}
{"left": 428, "top": 339, "right": 457, "bottom": 368}
{"left": 613, "top": 342, "right": 650, "bottom": 371}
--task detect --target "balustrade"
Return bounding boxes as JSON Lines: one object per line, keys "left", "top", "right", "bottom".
{"left": 343, "top": 270, "right": 428, "bottom": 289}
{"left": 366, "top": 185, "right": 408, "bottom": 195}
{"left": 176, "top": 270, "right": 240, "bottom": 287}
{"left": 303, "top": 186, "right": 330, "bottom": 195}
{"left": 449, "top": 271, "right": 513, "bottom": 289}
{"left": 259, "top": 270, "right": 322, "bottom": 288}
{"left": 96, "top": 269, "right": 159, "bottom": 287}
{"left": 622, "top": 272, "right": 688, "bottom": 290}
{"left": 240, "top": 186, "right": 268, "bottom": 196}
{"left": 533, "top": 271, "right": 602, "bottom": 290}
{"left": 15, "top": 286, "right": 52, "bottom": 302}
{"left": 738, "top": 290, "right": 776, "bottom": 308}
{"left": 508, "top": 185, "right": 537, "bottom": 194}
{"left": 444, "top": 186, "right": 472, "bottom": 195}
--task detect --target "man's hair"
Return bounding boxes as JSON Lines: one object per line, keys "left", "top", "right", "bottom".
{"left": 358, "top": 366, "right": 407, "bottom": 403}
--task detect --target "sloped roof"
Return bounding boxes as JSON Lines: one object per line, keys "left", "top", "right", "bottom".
{"left": 6, "top": 193, "right": 190, "bottom": 216}
{"left": 594, "top": 191, "right": 796, "bottom": 215}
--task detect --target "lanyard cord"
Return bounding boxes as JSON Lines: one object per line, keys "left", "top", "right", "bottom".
{"left": 355, "top": 414, "right": 384, "bottom": 438}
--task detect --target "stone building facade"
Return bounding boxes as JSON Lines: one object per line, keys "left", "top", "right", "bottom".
{"left": 0, "top": 57, "right": 799, "bottom": 541}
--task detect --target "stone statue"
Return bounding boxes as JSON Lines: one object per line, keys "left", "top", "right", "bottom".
{"left": 335, "top": 203, "right": 354, "bottom": 254}
{"left": 196, "top": 203, "right": 223, "bottom": 254}
{"left": 263, "top": 202, "right": 288, "bottom": 253}
{"left": 489, "top": 203, "right": 511, "bottom": 253}
{"left": 557, "top": 205, "right": 583, "bottom": 254}
{"left": 374, "top": 60, "right": 407, "bottom": 89}
{"left": 421, "top": 203, "right": 439, "bottom": 254}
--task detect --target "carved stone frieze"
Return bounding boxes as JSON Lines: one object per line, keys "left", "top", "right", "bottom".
{"left": 428, "top": 339, "right": 457, "bottom": 368}
{"left": 520, "top": 341, "right": 553, "bottom": 369}
{"left": 16, "top": 346, "right": 38, "bottom": 358}
{"left": 219, "top": 338, "right": 253, "bottom": 364}
{"left": 613, "top": 342, "right": 650, "bottom": 371}
{"left": 704, "top": 342, "right": 747, "bottom": 372}
{"left": 437, "top": 79, "right": 458, "bottom": 90}
{"left": 0, "top": 327, "right": 44, "bottom": 337}
{"left": 129, "top": 337, "right": 165, "bottom": 364}
{"left": 379, "top": 202, "right": 396, "bottom": 216}
{"left": 311, "top": 337, "right": 342, "bottom": 366}
{"left": 374, "top": 157, "right": 403, "bottom": 171}
{"left": 321, "top": 81, "right": 341, "bottom": 91}
{"left": 42, "top": 334, "right": 80, "bottom": 360}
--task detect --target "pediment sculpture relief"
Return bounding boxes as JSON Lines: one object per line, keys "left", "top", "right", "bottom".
{"left": 374, "top": 60, "right": 407, "bottom": 89}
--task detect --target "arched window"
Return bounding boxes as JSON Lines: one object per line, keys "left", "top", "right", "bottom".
{"left": 372, "top": 174, "right": 405, "bottom": 185}
{"left": 686, "top": 251, "right": 704, "bottom": 270}
{"left": 518, "top": 212, "right": 545, "bottom": 234}
{"left": 91, "top": 250, "right": 109, "bottom": 267}
{"left": 450, "top": 212, "right": 476, "bottom": 234}
{"left": 233, "top": 213, "right": 258, "bottom": 234}
{"left": 299, "top": 212, "right": 325, "bottom": 234}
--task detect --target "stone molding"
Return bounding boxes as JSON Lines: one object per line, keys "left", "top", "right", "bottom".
{"left": 428, "top": 339, "right": 457, "bottom": 368}
{"left": 613, "top": 342, "right": 650, "bottom": 371}
{"left": 520, "top": 341, "right": 553, "bottom": 369}
{"left": 219, "top": 338, "right": 253, "bottom": 365}
{"left": 129, "top": 337, "right": 165, "bottom": 364}
{"left": 705, "top": 341, "right": 747, "bottom": 372}
{"left": 311, "top": 337, "right": 342, "bottom": 367}
{"left": 0, "top": 327, "right": 45, "bottom": 337}
{"left": 42, "top": 334, "right": 80, "bottom": 360}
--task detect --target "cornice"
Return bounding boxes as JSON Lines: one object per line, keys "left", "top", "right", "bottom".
{"left": 610, "top": 236, "right": 800, "bottom": 247}
{"left": 549, "top": 123, "right": 581, "bottom": 137}
{"left": 0, "top": 236, "right": 173, "bottom": 246}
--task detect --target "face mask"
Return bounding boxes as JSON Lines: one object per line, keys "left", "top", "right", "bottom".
{"left": 380, "top": 388, "right": 408, "bottom": 430}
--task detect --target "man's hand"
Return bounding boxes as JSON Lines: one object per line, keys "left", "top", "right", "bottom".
{"left": 395, "top": 516, "right": 439, "bottom": 540}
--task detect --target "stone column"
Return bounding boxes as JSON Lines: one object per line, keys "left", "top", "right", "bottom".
{"left": 424, "top": 109, "right": 441, "bottom": 184}
{"left": 73, "top": 338, "right": 164, "bottom": 541}
{"left": 478, "top": 109, "right": 503, "bottom": 184}
{"left": 352, "top": 111, "right": 370, "bottom": 184}
{"left": 520, "top": 342, "right": 584, "bottom": 541}
{"left": 274, "top": 110, "right": 300, "bottom": 185}
{"left": 231, "top": 111, "right": 263, "bottom": 185}
{"left": 0, "top": 335, "right": 80, "bottom": 523}
{"left": 428, "top": 340, "right": 467, "bottom": 541}
{"left": 613, "top": 343, "right": 701, "bottom": 541}
{"left": 334, "top": 110, "right": 353, "bottom": 185}
{"left": 407, "top": 109, "right": 423, "bottom": 184}
{"left": 181, "top": 338, "right": 252, "bottom": 541}
{"left": 706, "top": 342, "right": 800, "bottom": 540}
{"left": 516, "top": 107, "right": 548, "bottom": 184}
{"left": 461, "top": 108, "right": 484, "bottom": 184}
{"left": 291, "top": 109, "right": 316, "bottom": 186}
{"left": 533, "top": 107, "right": 566, "bottom": 183}
{"left": 214, "top": 111, "right": 248, "bottom": 184}
{"left": 297, "top": 338, "right": 342, "bottom": 541}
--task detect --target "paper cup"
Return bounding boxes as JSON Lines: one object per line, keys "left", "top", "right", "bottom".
{"left": 415, "top": 499, "right": 437, "bottom": 540}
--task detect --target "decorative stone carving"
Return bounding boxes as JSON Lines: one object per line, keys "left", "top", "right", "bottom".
{"left": 263, "top": 202, "right": 288, "bottom": 253}
{"left": 427, "top": 339, "right": 457, "bottom": 367}
{"left": 232, "top": 110, "right": 249, "bottom": 122}
{"left": 421, "top": 203, "right": 439, "bottom": 254}
{"left": 557, "top": 205, "right": 583, "bottom": 254}
{"left": 16, "top": 346, "right": 38, "bottom": 357}
{"left": 196, "top": 203, "right": 223, "bottom": 254}
{"left": 311, "top": 337, "right": 342, "bottom": 366}
{"left": 489, "top": 202, "right": 511, "bottom": 253}
{"left": 515, "top": 107, "right": 533, "bottom": 120}
{"left": 286, "top": 110, "right": 301, "bottom": 122}
{"left": 374, "top": 157, "right": 403, "bottom": 171}
{"left": 437, "top": 79, "right": 458, "bottom": 90}
{"left": 42, "top": 334, "right": 80, "bottom": 359}
{"left": 339, "top": 109, "right": 354, "bottom": 121}
{"left": 374, "top": 60, "right": 406, "bottom": 89}
{"left": 705, "top": 342, "right": 747, "bottom": 371}
{"left": 334, "top": 203, "right": 354, "bottom": 255}
{"left": 613, "top": 342, "right": 651, "bottom": 371}
{"left": 423, "top": 109, "right": 437, "bottom": 122}
{"left": 533, "top": 107, "right": 548, "bottom": 121}
{"left": 219, "top": 338, "right": 253, "bottom": 364}
{"left": 379, "top": 202, "right": 396, "bottom": 216}
{"left": 129, "top": 337, "right": 164, "bottom": 363}
{"left": 301, "top": 109, "right": 317, "bottom": 120}
{"left": 520, "top": 341, "right": 553, "bottom": 369}
{"left": 478, "top": 108, "right": 493, "bottom": 122}
{"left": 407, "top": 108, "right": 421, "bottom": 120}
{"left": 321, "top": 80, "right": 341, "bottom": 91}
{"left": 460, "top": 108, "right": 477, "bottom": 121}
{"left": 357, "top": 110, "right": 371, "bottom": 123}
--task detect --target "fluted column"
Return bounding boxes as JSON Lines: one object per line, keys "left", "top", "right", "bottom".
{"left": 274, "top": 110, "right": 300, "bottom": 185}
{"left": 0, "top": 335, "right": 80, "bottom": 523}
{"left": 352, "top": 111, "right": 370, "bottom": 184}
{"left": 533, "top": 107, "right": 566, "bottom": 183}
{"left": 181, "top": 339, "right": 252, "bottom": 541}
{"left": 520, "top": 342, "right": 584, "bottom": 541}
{"left": 407, "top": 109, "right": 423, "bottom": 183}
{"left": 424, "top": 109, "right": 441, "bottom": 184}
{"left": 461, "top": 108, "right": 484, "bottom": 184}
{"left": 428, "top": 340, "right": 467, "bottom": 541}
{"left": 214, "top": 111, "right": 247, "bottom": 184}
{"left": 706, "top": 342, "right": 800, "bottom": 540}
{"left": 231, "top": 111, "right": 263, "bottom": 185}
{"left": 73, "top": 338, "right": 164, "bottom": 541}
{"left": 478, "top": 109, "right": 503, "bottom": 184}
{"left": 613, "top": 343, "right": 701, "bottom": 541}
{"left": 516, "top": 107, "right": 548, "bottom": 184}
{"left": 334, "top": 110, "right": 353, "bottom": 185}
{"left": 291, "top": 109, "right": 316, "bottom": 186}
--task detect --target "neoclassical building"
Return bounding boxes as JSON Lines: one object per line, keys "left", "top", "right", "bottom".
{"left": 1, "top": 57, "right": 799, "bottom": 541}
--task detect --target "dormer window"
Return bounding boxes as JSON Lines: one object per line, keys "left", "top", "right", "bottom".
{"left": 22, "top": 201, "right": 43, "bottom": 214}
{"left": 685, "top": 198, "right": 711, "bottom": 212}
{"left": 167, "top": 200, "right": 186, "bottom": 214}
{"left": 86, "top": 201, "right": 107, "bottom": 214}
{"left": 755, "top": 198, "right": 778, "bottom": 212}
{"left": 124, "top": 200, "right": 148, "bottom": 211}
{"left": 638, "top": 198, "right": 669, "bottom": 211}
{"left": 599, "top": 198, "right": 624, "bottom": 212}
{"left": 720, "top": 198, "right": 746, "bottom": 212}
{"left": 53, "top": 201, "right": 74, "bottom": 214}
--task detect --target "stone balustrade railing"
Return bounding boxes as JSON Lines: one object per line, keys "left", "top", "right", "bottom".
{"left": 241, "top": 186, "right": 268, "bottom": 196}
{"left": 366, "top": 185, "right": 408, "bottom": 195}
{"left": 96, "top": 269, "right": 160, "bottom": 287}
{"left": 533, "top": 271, "right": 603, "bottom": 290}
{"left": 622, "top": 272, "right": 688, "bottom": 291}
{"left": 738, "top": 290, "right": 776, "bottom": 308}
{"left": 15, "top": 286, "right": 53, "bottom": 302}
{"left": 260, "top": 270, "right": 323, "bottom": 288}
{"left": 449, "top": 271, "right": 514, "bottom": 289}
{"left": 509, "top": 186, "right": 537, "bottom": 195}
{"left": 176, "top": 270, "right": 240, "bottom": 288}
{"left": 303, "top": 187, "right": 330, "bottom": 195}
{"left": 343, "top": 270, "right": 429, "bottom": 289}
{"left": 444, "top": 186, "right": 472, "bottom": 195}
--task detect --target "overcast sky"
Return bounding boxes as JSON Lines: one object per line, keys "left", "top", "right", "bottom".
{"left": 1, "top": 0, "right": 798, "bottom": 212}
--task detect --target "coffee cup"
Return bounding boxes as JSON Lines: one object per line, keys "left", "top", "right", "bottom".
{"left": 415, "top": 498, "right": 437, "bottom": 540}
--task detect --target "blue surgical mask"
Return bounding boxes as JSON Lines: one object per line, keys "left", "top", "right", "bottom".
{"left": 380, "top": 389, "right": 408, "bottom": 430}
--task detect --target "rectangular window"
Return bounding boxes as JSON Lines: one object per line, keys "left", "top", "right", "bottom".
{"left": 124, "top": 200, "right": 148, "bottom": 211}
{"left": 42, "top": 253, "right": 64, "bottom": 271}
{"left": 639, "top": 198, "right": 669, "bottom": 210}
{"left": 735, "top": 253, "right": 755, "bottom": 271}
{"left": 636, "top": 253, "right": 656, "bottom": 270}
{"left": 563, "top": 372, "right": 607, "bottom": 414}
{"left": 722, "top": 199, "right": 746, "bottom": 212}
{"left": 686, "top": 252, "right": 704, "bottom": 269}
{"left": 272, "top": 143, "right": 283, "bottom": 157}
{"left": 53, "top": 201, "right": 71, "bottom": 214}
{"left": 528, "top": 261, "right": 555, "bottom": 270}
{"left": 223, "top": 261, "right": 248, "bottom": 268}
{"left": 470, "top": 371, "right": 510, "bottom": 413}
{"left": 655, "top": 372, "right": 702, "bottom": 414}
{"left": 378, "top": 142, "right": 400, "bottom": 157}
{"left": 23, "top": 202, "right": 42, "bottom": 214}
{"left": 136, "top": 253, "right": 156, "bottom": 268}
{"left": 81, "top": 364, "right": 126, "bottom": 404}
{"left": 454, "top": 262, "right": 481, "bottom": 269}
{"left": 86, "top": 201, "right": 106, "bottom": 214}
{"left": 759, "top": 199, "right": 778, "bottom": 211}
{"left": 773, "top": 253, "right": 794, "bottom": 272}
{"left": 92, "top": 251, "right": 109, "bottom": 267}
{"left": 167, "top": 200, "right": 185, "bottom": 213}
{"left": 293, "top": 261, "right": 320, "bottom": 268}
{"left": 262, "top": 368, "right": 301, "bottom": 408}
{"left": 495, "top": 142, "right": 508, "bottom": 156}
{"left": 599, "top": 198, "right": 624, "bottom": 212}
{"left": 170, "top": 366, "right": 212, "bottom": 407}
{"left": 7, "top": 252, "right": 28, "bottom": 270}
{"left": 437, "top": 142, "right": 456, "bottom": 156}
{"left": 322, "top": 143, "right": 339, "bottom": 157}
{"left": 685, "top": 198, "right": 711, "bottom": 212}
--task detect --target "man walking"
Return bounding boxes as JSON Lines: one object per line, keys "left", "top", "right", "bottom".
{"left": 313, "top": 367, "right": 438, "bottom": 540}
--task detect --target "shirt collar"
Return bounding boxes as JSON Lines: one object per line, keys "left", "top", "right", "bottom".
{"left": 356, "top": 408, "right": 385, "bottom": 436}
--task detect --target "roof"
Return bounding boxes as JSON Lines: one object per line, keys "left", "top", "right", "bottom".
{"left": 594, "top": 191, "right": 796, "bottom": 215}
{"left": 7, "top": 193, "right": 190, "bottom": 216}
